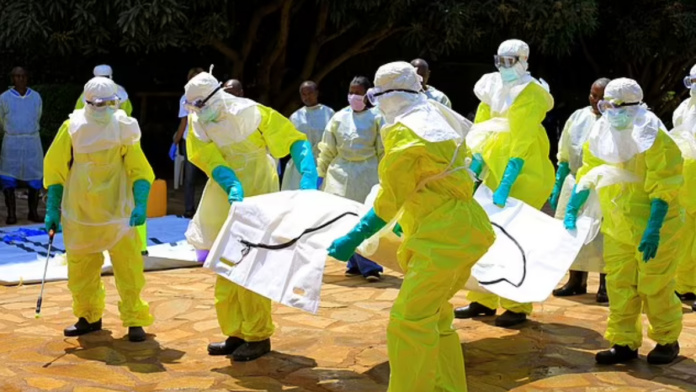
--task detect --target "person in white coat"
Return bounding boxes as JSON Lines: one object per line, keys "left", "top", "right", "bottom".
{"left": 551, "top": 78, "right": 610, "bottom": 303}
{"left": 282, "top": 81, "right": 334, "bottom": 190}
{"left": 318, "top": 76, "right": 384, "bottom": 281}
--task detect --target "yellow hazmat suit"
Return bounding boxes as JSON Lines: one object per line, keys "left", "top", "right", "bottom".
{"left": 465, "top": 74, "right": 554, "bottom": 315}
{"left": 672, "top": 96, "right": 696, "bottom": 296}
{"left": 335, "top": 62, "right": 494, "bottom": 392}
{"left": 184, "top": 78, "right": 307, "bottom": 343}
{"left": 576, "top": 116, "right": 683, "bottom": 350}
{"left": 44, "top": 112, "right": 154, "bottom": 327}
{"left": 317, "top": 107, "right": 383, "bottom": 203}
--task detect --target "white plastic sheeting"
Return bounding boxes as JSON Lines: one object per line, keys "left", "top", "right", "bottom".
{"left": 206, "top": 187, "right": 594, "bottom": 313}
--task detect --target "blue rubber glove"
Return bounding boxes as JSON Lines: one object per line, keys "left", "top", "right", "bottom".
{"left": 168, "top": 144, "right": 177, "bottom": 161}
{"left": 638, "top": 199, "right": 668, "bottom": 262}
{"left": 212, "top": 166, "right": 244, "bottom": 204}
{"left": 290, "top": 140, "right": 319, "bottom": 190}
{"left": 470, "top": 153, "right": 485, "bottom": 178}
{"left": 317, "top": 177, "right": 324, "bottom": 190}
{"left": 130, "top": 179, "right": 151, "bottom": 227}
{"left": 45, "top": 184, "right": 63, "bottom": 232}
{"left": 550, "top": 161, "right": 571, "bottom": 211}
{"left": 393, "top": 223, "right": 403, "bottom": 238}
{"left": 493, "top": 157, "right": 524, "bottom": 207}
{"left": 564, "top": 185, "right": 590, "bottom": 230}
{"left": 328, "top": 209, "right": 387, "bottom": 261}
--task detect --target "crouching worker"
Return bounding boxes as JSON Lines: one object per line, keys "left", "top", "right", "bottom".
{"left": 183, "top": 71, "right": 318, "bottom": 361}
{"left": 44, "top": 77, "right": 154, "bottom": 342}
{"left": 327, "top": 62, "right": 495, "bottom": 392}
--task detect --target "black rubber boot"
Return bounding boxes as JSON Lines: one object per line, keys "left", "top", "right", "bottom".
{"left": 128, "top": 327, "right": 147, "bottom": 342}
{"left": 232, "top": 339, "right": 271, "bottom": 362}
{"left": 595, "top": 345, "right": 638, "bottom": 365}
{"left": 27, "top": 188, "right": 42, "bottom": 223}
{"left": 596, "top": 273, "right": 608, "bottom": 304}
{"left": 4, "top": 188, "right": 17, "bottom": 225}
{"left": 64, "top": 318, "right": 102, "bottom": 337}
{"left": 676, "top": 291, "right": 696, "bottom": 301}
{"left": 454, "top": 302, "right": 496, "bottom": 319}
{"left": 495, "top": 310, "right": 527, "bottom": 327}
{"left": 648, "top": 342, "right": 680, "bottom": 365}
{"left": 552, "top": 270, "right": 588, "bottom": 297}
{"left": 208, "top": 337, "right": 246, "bottom": 356}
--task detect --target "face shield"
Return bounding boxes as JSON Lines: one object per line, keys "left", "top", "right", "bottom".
{"left": 184, "top": 84, "right": 224, "bottom": 113}
{"left": 366, "top": 87, "right": 419, "bottom": 106}
{"left": 86, "top": 95, "right": 121, "bottom": 111}
{"left": 494, "top": 55, "right": 520, "bottom": 69}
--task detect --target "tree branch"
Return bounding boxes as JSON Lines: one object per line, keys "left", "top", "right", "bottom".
{"left": 312, "top": 26, "right": 399, "bottom": 84}
{"left": 321, "top": 21, "right": 356, "bottom": 45}
{"left": 210, "top": 39, "right": 241, "bottom": 63}
{"left": 256, "top": 0, "right": 294, "bottom": 104}
{"left": 235, "top": 0, "right": 286, "bottom": 78}
{"left": 579, "top": 37, "right": 601, "bottom": 75}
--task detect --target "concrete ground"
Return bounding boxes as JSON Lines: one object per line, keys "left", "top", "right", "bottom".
{"left": 2, "top": 186, "right": 696, "bottom": 391}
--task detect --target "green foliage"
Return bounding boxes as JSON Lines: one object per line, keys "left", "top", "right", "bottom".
{"left": 32, "top": 84, "right": 83, "bottom": 149}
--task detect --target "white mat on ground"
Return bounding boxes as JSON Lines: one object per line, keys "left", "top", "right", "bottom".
{"left": 206, "top": 188, "right": 593, "bottom": 313}
{"left": 0, "top": 215, "right": 198, "bottom": 286}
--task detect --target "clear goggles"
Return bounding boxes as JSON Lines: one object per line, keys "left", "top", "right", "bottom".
{"left": 597, "top": 100, "right": 640, "bottom": 115}
{"left": 684, "top": 75, "right": 696, "bottom": 89}
{"left": 184, "top": 84, "right": 223, "bottom": 112}
{"left": 366, "top": 88, "right": 419, "bottom": 106}
{"left": 86, "top": 95, "right": 120, "bottom": 109}
{"left": 494, "top": 55, "right": 519, "bottom": 69}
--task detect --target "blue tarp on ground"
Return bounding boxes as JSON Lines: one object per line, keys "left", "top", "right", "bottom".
{"left": 0, "top": 215, "right": 198, "bottom": 285}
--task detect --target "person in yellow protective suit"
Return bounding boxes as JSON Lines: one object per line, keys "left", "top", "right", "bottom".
{"left": 327, "top": 61, "right": 495, "bottom": 392}
{"left": 565, "top": 78, "right": 683, "bottom": 365}
{"left": 318, "top": 76, "right": 384, "bottom": 281}
{"left": 551, "top": 78, "right": 610, "bottom": 303}
{"left": 183, "top": 71, "right": 318, "bottom": 362}
{"left": 75, "top": 65, "right": 133, "bottom": 116}
{"left": 673, "top": 64, "right": 696, "bottom": 305}
{"left": 455, "top": 39, "right": 554, "bottom": 327}
{"left": 43, "top": 77, "right": 154, "bottom": 342}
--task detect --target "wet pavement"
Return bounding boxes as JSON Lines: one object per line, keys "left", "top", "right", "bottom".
{"left": 2, "top": 187, "right": 696, "bottom": 391}
{"left": 1, "top": 267, "right": 696, "bottom": 392}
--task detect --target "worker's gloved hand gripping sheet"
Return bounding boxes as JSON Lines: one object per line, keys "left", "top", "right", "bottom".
{"left": 205, "top": 187, "right": 593, "bottom": 313}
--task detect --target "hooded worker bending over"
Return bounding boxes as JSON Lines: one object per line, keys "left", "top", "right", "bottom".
{"left": 455, "top": 39, "right": 555, "bottom": 327}
{"left": 327, "top": 61, "right": 495, "bottom": 392}
{"left": 183, "top": 71, "right": 318, "bottom": 362}
{"left": 44, "top": 77, "right": 154, "bottom": 342}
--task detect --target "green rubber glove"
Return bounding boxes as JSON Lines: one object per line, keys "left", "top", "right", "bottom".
{"left": 493, "top": 157, "right": 524, "bottom": 207}
{"left": 470, "top": 153, "right": 485, "bottom": 178}
{"left": 393, "top": 223, "right": 403, "bottom": 238}
{"left": 212, "top": 166, "right": 244, "bottom": 204}
{"left": 328, "top": 209, "right": 387, "bottom": 261}
{"left": 45, "top": 184, "right": 63, "bottom": 232}
{"left": 290, "top": 140, "right": 319, "bottom": 190}
{"left": 564, "top": 185, "right": 590, "bottom": 230}
{"left": 638, "top": 199, "right": 668, "bottom": 262}
{"left": 130, "top": 179, "right": 151, "bottom": 227}
{"left": 550, "top": 161, "right": 571, "bottom": 211}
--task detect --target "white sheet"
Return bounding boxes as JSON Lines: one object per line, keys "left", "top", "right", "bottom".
{"left": 206, "top": 191, "right": 361, "bottom": 314}
{"left": 206, "top": 187, "right": 593, "bottom": 313}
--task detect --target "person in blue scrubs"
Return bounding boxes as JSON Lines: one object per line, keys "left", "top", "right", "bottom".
{"left": 0, "top": 67, "right": 43, "bottom": 225}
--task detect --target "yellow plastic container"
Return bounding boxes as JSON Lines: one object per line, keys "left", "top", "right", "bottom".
{"left": 147, "top": 179, "right": 167, "bottom": 218}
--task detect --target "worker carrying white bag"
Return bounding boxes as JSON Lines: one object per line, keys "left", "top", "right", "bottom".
{"left": 204, "top": 182, "right": 593, "bottom": 313}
